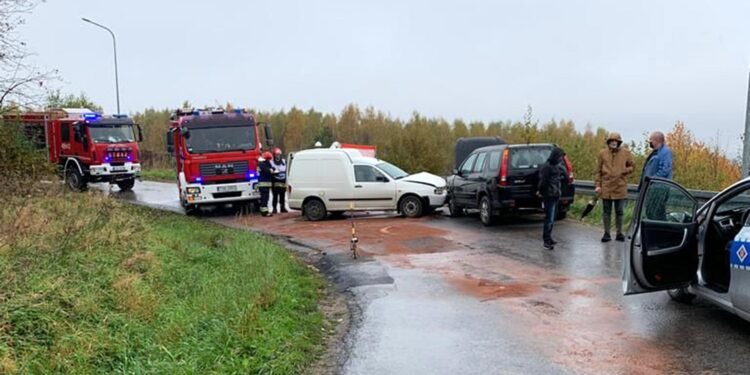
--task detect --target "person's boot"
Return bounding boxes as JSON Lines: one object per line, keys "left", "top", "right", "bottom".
{"left": 543, "top": 242, "right": 554, "bottom": 250}
{"left": 550, "top": 239, "right": 558, "bottom": 245}
{"left": 272, "top": 208, "right": 278, "bottom": 214}
{"left": 616, "top": 233, "right": 626, "bottom": 242}
{"left": 601, "top": 233, "right": 612, "bottom": 243}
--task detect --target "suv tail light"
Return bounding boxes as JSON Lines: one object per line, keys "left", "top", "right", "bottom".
{"left": 563, "top": 155, "right": 574, "bottom": 184}
{"left": 499, "top": 148, "right": 510, "bottom": 186}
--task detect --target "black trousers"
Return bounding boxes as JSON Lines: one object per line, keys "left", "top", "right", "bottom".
{"left": 272, "top": 187, "right": 286, "bottom": 212}
{"left": 259, "top": 187, "right": 271, "bottom": 214}
{"left": 602, "top": 199, "right": 626, "bottom": 235}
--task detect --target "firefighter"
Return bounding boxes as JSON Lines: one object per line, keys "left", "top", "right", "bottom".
{"left": 258, "top": 151, "right": 274, "bottom": 217}
{"left": 270, "top": 147, "right": 288, "bottom": 214}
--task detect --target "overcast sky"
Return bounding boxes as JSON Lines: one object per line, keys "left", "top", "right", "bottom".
{"left": 21, "top": 0, "right": 750, "bottom": 154}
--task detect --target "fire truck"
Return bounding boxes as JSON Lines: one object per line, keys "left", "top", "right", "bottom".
{"left": 166, "top": 108, "right": 272, "bottom": 213}
{"left": 8, "top": 108, "right": 143, "bottom": 191}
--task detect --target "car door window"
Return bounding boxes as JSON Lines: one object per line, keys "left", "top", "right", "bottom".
{"left": 487, "top": 151, "right": 501, "bottom": 173}
{"left": 473, "top": 153, "right": 487, "bottom": 173}
{"left": 641, "top": 181, "right": 697, "bottom": 223}
{"left": 460, "top": 154, "right": 477, "bottom": 175}
{"left": 355, "top": 165, "right": 386, "bottom": 182}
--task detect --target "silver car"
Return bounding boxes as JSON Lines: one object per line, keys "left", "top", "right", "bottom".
{"left": 624, "top": 176, "right": 750, "bottom": 322}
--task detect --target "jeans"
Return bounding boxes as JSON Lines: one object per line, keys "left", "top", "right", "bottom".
{"left": 602, "top": 199, "right": 626, "bottom": 235}
{"left": 543, "top": 197, "right": 559, "bottom": 244}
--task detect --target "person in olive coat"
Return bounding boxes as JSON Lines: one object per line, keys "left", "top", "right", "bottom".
{"left": 595, "top": 132, "right": 635, "bottom": 242}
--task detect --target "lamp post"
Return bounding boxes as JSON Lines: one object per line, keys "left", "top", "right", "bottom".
{"left": 81, "top": 17, "right": 120, "bottom": 115}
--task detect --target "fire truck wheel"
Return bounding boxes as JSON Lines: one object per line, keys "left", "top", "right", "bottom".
{"left": 181, "top": 199, "right": 198, "bottom": 216}
{"left": 65, "top": 166, "right": 87, "bottom": 192}
{"left": 117, "top": 178, "right": 135, "bottom": 191}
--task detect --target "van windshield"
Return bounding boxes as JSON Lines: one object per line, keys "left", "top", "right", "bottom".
{"left": 376, "top": 162, "right": 409, "bottom": 180}
{"left": 510, "top": 148, "right": 552, "bottom": 169}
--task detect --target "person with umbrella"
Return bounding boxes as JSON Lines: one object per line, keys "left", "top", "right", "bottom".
{"left": 594, "top": 132, "right": 635, "bottom": 242}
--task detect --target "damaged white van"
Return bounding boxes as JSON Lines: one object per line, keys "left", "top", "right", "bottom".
{"left": 287, "top": 148, "right": 448, "bottom": 221}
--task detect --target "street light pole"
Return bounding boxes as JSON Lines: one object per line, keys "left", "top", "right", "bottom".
{"left": 81, "top": 17, "right": 120, "bottom": 115}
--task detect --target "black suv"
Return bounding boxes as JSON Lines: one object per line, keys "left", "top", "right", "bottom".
{"left": 446, "top": 143, "right": 575, "bottom": 226}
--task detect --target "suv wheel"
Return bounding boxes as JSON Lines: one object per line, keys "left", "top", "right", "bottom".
{"left": 400, "top": 195, "right": 424, "bottom": 218}
{"left": 448, "top": 196, "right": 464, "bottom": 217}
{"left": 303, "top": 199, "right": 327, "bottom": 221}
{"left": 479, "top": 196, "right": 496, "bottom": 226}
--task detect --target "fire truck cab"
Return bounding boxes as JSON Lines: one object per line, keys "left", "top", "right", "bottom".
{"left": 10, "top": 108, "right": 143, "bottom": 191}
{"left": 166, "top": 108, "right": 271, "bottom": 213}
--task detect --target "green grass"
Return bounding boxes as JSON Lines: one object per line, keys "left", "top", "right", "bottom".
{"left": 0, "top": 192, "right": 325, "bottom": 374}
{"left": 568, "top": 195, "right": 636, "bottom": 229}
{"left": 140, "top": 168, "right": 175, "bottom": 182}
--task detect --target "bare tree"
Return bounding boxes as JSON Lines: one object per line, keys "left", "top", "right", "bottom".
{"left": 0, "top": 0, "right": 56, "bottom": 113}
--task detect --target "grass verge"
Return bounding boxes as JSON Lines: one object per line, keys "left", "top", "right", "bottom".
{"left": 568, "top": 195, "right": 636, "bottom": 229}
{"left": 139, "top": 168, "right": 175, "bottom": 182}
{"left": 0, "top": 191, "right": 326, "bottom": 374}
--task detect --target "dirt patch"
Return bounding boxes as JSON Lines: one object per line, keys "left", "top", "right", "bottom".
{"left": 450, "top": 276, "right": 541, "bottom": 300}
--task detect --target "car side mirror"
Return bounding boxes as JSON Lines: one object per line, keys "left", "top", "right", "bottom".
{"left": 376, "top": 176, "right": 389, "bottom": 183}
{"left": 136, "top": 124, "right": 144, "bottom": 143}
{"left": 180, "top": 127, "right": 190, "bottom": 139}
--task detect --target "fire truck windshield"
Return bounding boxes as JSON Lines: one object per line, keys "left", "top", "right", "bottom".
{"left": 185, "top": 125, "right": 256, "bottom": 154}
{"left": 89, "top": 124, "right": 136, "bottom": 143}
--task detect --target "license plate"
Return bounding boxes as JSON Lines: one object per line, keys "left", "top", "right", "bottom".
{"left": 217, "top": 185, "right": 237, "bottom": 192}
{"left": 111, "top": 166, "right": 127, "bottom": 172}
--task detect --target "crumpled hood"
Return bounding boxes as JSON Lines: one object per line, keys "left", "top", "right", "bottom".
{"left": 398, "top": 172, "right": 446, "bottom": 188}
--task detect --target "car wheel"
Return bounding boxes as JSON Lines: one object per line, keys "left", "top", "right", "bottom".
{"left": 65, "top": 165, "right": 87, "bottom": 192}
{"left": 117, "top": 178, "right": 136, "bottom": 191}
{"left": 448, "top": 196, "right": 464, "bottom": 217}
{"left": 479, "top": 196, "right": 496, "bottom": 226}
{"left": 400, "top": 195, "right": 424, "bottom": 218}
{"left": 303, "top": 199, "right": 327, "bottom": 221}
{"left": 667, "top": 288, "right": 696, "bottom": 304}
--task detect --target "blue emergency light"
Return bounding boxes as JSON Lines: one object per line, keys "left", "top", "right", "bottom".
{"left": 246, "top": 172, "right": 257, "bottom": 181}
{"left": 83, "top": 112, "right": 100, "bottom": 121}
{"left": 195, "top": 177, "right": 203, "bottom": 183}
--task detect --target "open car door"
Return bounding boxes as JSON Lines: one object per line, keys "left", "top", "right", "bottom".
{"left": 623, "top": 177, "right": 699, "bottom": 295}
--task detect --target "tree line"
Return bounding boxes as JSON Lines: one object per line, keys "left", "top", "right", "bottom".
{"left": 130, "top": 103, "right": 740, "bottom": 191}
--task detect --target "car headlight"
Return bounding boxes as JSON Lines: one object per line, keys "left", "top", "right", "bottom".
{"left": 186, "top": 187, "right": 201, "bottom": 194}
{"left": 434, "top": 187, "right": 446, "bottom": 195}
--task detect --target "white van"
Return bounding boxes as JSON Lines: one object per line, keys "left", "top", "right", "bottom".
{"left": 287, "top": 148, "right": 448, "bottom": 221}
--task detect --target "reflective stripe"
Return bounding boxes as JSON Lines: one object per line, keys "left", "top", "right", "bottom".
{"left": 258, "top": 182, "right": 273, "bottom": 188}
{"left": 273, "top": 182, "right": 287, "bottom": 189}
{"left": 260, "top": 206, "right": 269, "bottom": 212}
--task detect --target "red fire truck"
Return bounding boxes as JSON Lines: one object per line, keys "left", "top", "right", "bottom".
{"left": 8, "top": 108, "right": 143, "bottom": 191}
{"left": 166, "top": 108, "right": 272, "bottom": 213}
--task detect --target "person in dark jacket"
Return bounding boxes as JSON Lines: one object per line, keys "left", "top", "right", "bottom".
{"left": 270, "top": 147, "right": 288, "bottom": 214}
{"left": 537, "top": 147, "right": 565, "bottom": 250}
{"left": 258, "top": 151, "right": 274, "bottom": 217}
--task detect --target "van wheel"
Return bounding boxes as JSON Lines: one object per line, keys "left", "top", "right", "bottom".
{"left": 448, "top": 196, "right": 464, "bottom": 217}
{"left": 65, "top": 165, "right": 87, "bottom": 192}
{"left": 303, "top": 199, "right": 327, "bottom": 221}
{"left": 400, "top": 195, "right": 424, "bottom": 218}
{"left": 667, "top": 288, "right": 696, "bottom": 304}
{"left": 117, "top": 178, "right": 136, "bottom": 191}
{"left": 479, "top": 196, "right": 496, "bottom": 226}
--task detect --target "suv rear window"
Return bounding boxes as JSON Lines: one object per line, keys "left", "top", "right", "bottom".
{"left": 510, "top": 148, "right": 551, "bottom": 169}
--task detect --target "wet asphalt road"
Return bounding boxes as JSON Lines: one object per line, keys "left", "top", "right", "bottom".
{"left": 103, "top": 181, "right": 750, "bottom": 374}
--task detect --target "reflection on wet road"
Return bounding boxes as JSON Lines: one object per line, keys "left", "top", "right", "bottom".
{"left": 104, "top": 181, "right": 750, "bottom": 374}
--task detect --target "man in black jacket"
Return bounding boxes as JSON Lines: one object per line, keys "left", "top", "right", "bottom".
{"left": 537, "top": 147, "right": 565, "bottom": 250}
{"left": 258, "top": 151, "right": 274, "bottom": 217}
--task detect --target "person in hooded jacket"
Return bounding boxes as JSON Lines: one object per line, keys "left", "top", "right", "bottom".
{"left": 537, "top": 147, "right": 565, "bottom": 250}
{"left": 270, "top": 147, "right": 288, "bottom": 214}
{"left": 257, "top": 151, "right": 274, "bottom": 217}
{"left": 595, "top": 132, "right": 635, "bottom": 242}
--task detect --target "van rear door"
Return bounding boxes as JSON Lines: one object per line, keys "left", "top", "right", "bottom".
{"left": 506, "top": 145, "right": 553, "bottom": 205}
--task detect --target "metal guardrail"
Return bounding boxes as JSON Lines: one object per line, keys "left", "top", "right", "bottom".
{"left": 574, "top": 180, "right": 718, "bottom": 203}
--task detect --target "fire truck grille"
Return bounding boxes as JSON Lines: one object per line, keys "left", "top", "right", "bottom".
{"left": 199, "top": 161, "right": 249, "bottom": 177}
{"left": 106, "top": 148, "right": 132, "bottom": 162}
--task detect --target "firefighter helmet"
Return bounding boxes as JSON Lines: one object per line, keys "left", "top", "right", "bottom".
{"left": 262, "top": 151, "right": 273, "bottom": 160}
{"left": 273, "top": 147, "right": 282, "bottom": 155}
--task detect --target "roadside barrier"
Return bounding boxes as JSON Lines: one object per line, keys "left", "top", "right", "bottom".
{"left": 574, "top": 180, "right": 717, "bottom": 204}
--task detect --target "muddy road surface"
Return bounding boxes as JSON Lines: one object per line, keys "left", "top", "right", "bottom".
{"left": 104, "top": 181, "right": 750, "bottom": 374}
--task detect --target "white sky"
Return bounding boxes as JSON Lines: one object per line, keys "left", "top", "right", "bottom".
{"left": 21, "top": 0, "right": 750, "bottom": 156}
